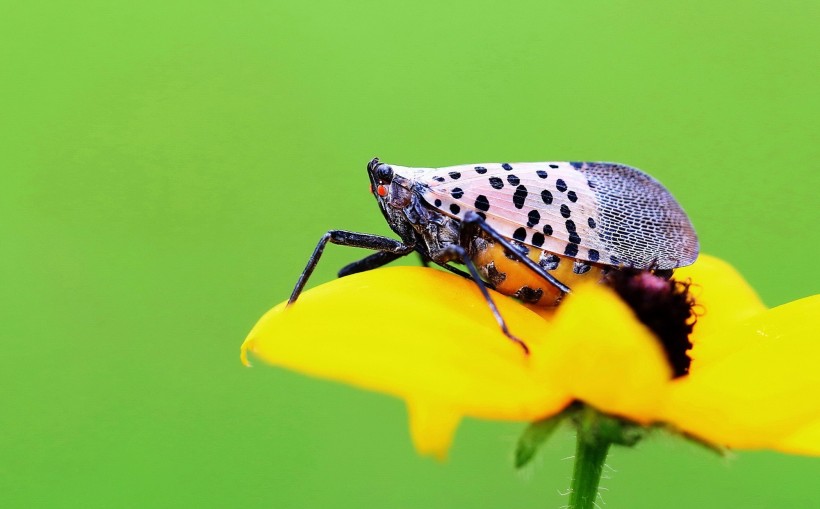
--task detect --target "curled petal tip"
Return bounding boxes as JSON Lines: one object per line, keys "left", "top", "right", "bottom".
{"left": 240, "top": 338, "right": 254, "bottom": 367}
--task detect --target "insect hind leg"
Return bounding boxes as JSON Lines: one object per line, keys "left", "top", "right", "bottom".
{"left": 439, "top": 244, "right": 529, "bottom": 355}
{"left": 460, "top": 211, "right": 571, "bottom": 294}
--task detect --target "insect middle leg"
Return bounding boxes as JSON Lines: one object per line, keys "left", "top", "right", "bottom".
{"left": 437, "top": 244, "right": 529, "bottom": 354}
{"left": 289, "top": 231, "right": 415, "bottom": 304}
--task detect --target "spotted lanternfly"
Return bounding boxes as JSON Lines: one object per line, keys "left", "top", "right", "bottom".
{"left": 289, "top": 158, "right": 699, "bottom": 353}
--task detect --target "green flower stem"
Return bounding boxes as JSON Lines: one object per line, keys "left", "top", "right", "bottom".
{"left": 568, "top": 408, "right": 613, "bottom": 509}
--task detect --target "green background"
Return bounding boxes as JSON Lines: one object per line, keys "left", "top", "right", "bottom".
{"left": 2, "top": 1, "right": 818, "bottom": 507}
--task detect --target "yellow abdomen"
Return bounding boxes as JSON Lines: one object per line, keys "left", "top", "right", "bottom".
{"left": 472, "top": 239, "right": 605, "bottom": 306}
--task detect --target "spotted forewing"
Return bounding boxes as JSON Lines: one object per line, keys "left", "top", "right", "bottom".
{"left": 415, "top": 162, "right": 698, "bottom": 270}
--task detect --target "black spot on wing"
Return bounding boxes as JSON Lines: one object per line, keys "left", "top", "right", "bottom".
{"left": 564, "top": 243, "right": 579, "bottom": 257}
{"left": 451, "top": 187, "right": 464, "bottom": 199}
{"left": 567, "top": 191, "right": 578, "bottom": 202}
{"left": 513, "top": 185, "right": 528, "bottom": 209}
{"left": 448, "top": 171, "right": 461, "bottom": 180}
{"left": 560, "top": 204, "right": 571, "bottom": 218}
{"left": 502, "top": 163, "right": 513, "bottom": 171}
{"left": 513, "top": 227, "right": 527, "bottom": 242}
{"left": 531, "top": 232, "right": 545, "bottom": 247}
{"left": 507, "top": 174, "right": 520, "bottom": 186}
{"left": 556, "top": 179, "right": 567, "bottom": 193}
{"left": 527, "top": 209, "right": 540, "bottom": 227}
{"left": 536, "top": 170, "right": 548, "bottom": 179}
{"left": 474, "top": 166, "right": 488, "bottom": 174}
{"left": 543, "top": 224, "right": 553, "bottom": 236}
{"left": 474, "top": 195, "right": 490, "bottom": 212}
{"left": 449, "top": 203, "right": 460, "bottom": 215}
{"left": 541, "top": 189, "right": 553, "bottom": 205}
{"left": 489, "top": 177, "right": 504, "bottom": 189}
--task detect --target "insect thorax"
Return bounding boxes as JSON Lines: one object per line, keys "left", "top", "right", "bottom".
{"left": 380, "top": 182, "right": 462, "bottom": 262}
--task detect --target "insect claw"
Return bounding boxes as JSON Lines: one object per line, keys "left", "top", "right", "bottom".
{"left": 515, "top": 337, "right": 531, "bottom": 355}
{"left": 504, "top": 330, "right": 530, "bottom": 355}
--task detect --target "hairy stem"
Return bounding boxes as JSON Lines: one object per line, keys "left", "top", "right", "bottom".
{"left": 567, "top": 409, "right": 612, "bottom": 509}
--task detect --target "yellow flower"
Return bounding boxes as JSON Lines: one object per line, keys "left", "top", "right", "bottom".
{"left": 241, "top": 254, "right": 820, "bottom": 459}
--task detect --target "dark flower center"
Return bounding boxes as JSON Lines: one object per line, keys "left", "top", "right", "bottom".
{"left": 604, "top": 269, "right": 697, "bottom": 378}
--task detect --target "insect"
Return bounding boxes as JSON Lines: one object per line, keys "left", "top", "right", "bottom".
{"left": 288, "top": 158, "right": 699, "bottom": 353}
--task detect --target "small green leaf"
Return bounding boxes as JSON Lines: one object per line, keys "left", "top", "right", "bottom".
{"left": 515, "top": 414, "right": 564, "bottom": 468}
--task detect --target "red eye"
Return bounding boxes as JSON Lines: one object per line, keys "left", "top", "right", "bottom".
{"left": 377, "top": 185, "right": 388, "bottom": 197}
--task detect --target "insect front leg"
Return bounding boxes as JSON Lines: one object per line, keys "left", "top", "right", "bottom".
{"left": 438, "top": 244, "right": 529, "bottom": 355}
{"left": 460, "top": 211, "right": 571, "bottom": 295}
{"left": 338, "top": 250, "right": 409, "bottom": 278}
{"left": 289, "top": 231, "right": 414, "bottom": 304}
{"left": 417, "top": 252, "right": 431, "bottom": 268}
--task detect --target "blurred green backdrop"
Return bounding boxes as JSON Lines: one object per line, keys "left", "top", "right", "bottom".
{"left": 2, "top": 1, "right": 818, "bottom": 507}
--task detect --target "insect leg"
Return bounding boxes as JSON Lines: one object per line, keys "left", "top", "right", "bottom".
{"left": 440, "top": 244, "right": 529, "bottom": 355}
{"left": 461, "top": 211, "right": 571, "bottom": 294}
{"left": 289, "top": 231, "right": 414, "bottom": 304}
{"left": 338, "top": 249, "right": 490, "bottom": 288}
{"left": 438, "top": 263, "right": 492, "bottom": 286}
{"left": 338, "top": 250, "right": 409, "bottom": 278}
{"left": 418, "top": 252, "right": 431, "bottom": 268}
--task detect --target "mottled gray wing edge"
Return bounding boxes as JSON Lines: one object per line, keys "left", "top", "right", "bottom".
{"left": 577, "top": 162, "right": 699, "bottom": 269}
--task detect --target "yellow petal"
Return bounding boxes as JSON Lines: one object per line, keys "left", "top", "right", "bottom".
{"left": 406, "top": 400, "right": 461, "bottom": 460}
{"left": 774, "top": 419, "right": 820, "bottom": 456}
{"left": 242, "top": 267, "right": 572, "bottom": 455}
{"left": 658, "top": 295, "right": 820, "bottom": 454}
{"left": 244, "top": 256, "right": 815, "bottom": 457}
{"left": 538, "top": 282, "right": 672, "bottom": 422}
{"left": 673, "top": 254, "right": 767, "bottom": 370}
